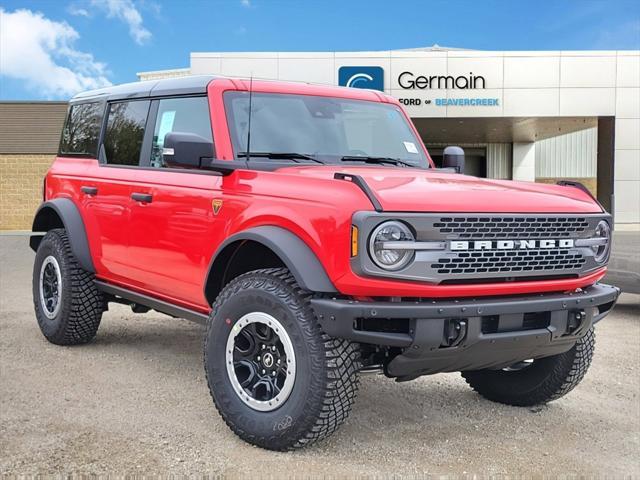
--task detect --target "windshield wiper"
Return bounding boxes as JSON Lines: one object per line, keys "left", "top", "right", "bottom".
{"left": 340, "top": 155, "right": 417, "bottom": 168}
{"left": 238, "top": 152, "right": 324, "bottom": 164}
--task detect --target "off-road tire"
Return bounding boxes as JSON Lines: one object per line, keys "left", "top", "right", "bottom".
{"left": 32, "top": 228, "right": 104, "bottom": 345}
{"left": 204, "top": 268, "right": 361, "bottom": 451}
{"left": 462, "top": 328, "right": 595, "bottom": 406}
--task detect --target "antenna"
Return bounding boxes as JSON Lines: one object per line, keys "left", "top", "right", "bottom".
{"left": 245, "top": 74, "right": 253, "bottom": 167}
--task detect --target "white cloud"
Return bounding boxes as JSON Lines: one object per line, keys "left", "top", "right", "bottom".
{"left": 68, "top": 5, "right": 90, "bottom": 17}
{"left": 90, "top": 0, "right": 151, "bottom": 45}
{"left": 0, "top": 8, "right": 111, "bottom": 98}
{"left": 240, "top": 0, "right": 251, "bottom": 7}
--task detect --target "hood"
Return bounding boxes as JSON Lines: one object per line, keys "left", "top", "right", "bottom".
{"left": 280, "top": 165, "right": 602, "bottom": 213}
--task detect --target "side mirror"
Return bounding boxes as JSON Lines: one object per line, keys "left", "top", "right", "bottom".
{"left": 443, "top": 146, "right": 465, "bottom": 174}
{"left": 162, "top": 132, "right": 214, "bottom": 169}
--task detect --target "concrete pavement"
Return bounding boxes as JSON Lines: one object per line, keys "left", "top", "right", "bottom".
{"left": 1, "top": 236, "right": 638, "bottom": 476}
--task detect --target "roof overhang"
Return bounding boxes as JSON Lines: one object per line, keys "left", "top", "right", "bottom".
{"left": 412, "top": 116, "right": 599, "bottom": 143}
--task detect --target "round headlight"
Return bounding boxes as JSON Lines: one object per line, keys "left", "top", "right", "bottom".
{"left": 593, "top": 220, "right": 611, "bottom": 263}
{"left": 369, "top": 221, "right": 415, "bottom": 270}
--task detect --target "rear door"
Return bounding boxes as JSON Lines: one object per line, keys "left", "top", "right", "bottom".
{"left": 75, "top": 99, "right": 150, "bottom": 283}
{"left": 126, "top": 96, "right": 223, "bottom": 310}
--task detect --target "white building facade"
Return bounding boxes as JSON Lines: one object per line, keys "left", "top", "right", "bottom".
{"left": 139, "top": 48, "right": 640, "bottom": 228}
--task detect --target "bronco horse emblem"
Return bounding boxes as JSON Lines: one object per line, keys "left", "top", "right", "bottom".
{"left": 212, "top": 199, "right": 223, "bottom": 215}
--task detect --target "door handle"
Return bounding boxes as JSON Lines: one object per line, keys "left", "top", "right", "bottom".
{"left": 131, "top": 192, "right": 153, "bottom": 203}
{"left": 81, "top": 186, "right": 98, "bottom": 195}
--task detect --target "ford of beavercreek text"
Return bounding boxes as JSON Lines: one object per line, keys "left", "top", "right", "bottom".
{"left": 30, "top": 76, "right": 620, "bottom": 451}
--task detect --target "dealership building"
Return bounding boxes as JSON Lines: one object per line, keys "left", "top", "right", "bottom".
{"left": 139, "top": 47, "right": 640, "bottom": 228}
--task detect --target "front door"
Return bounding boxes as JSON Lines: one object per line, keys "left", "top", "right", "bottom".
{"left": 126, "top": 96, "right": 223, "bottom": 310}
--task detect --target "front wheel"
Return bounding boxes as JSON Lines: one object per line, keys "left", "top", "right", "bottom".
{"left": 462, "top": 328, "right": 596, "bottom": 406}
{"left": 204, "top": 268, "right": 360, "bottom": 451}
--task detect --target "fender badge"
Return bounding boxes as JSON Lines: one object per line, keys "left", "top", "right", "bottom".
{"left": 212, "top": 199, "right": 223, "bottom": 215}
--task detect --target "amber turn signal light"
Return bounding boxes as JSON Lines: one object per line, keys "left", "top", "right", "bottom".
{"left": 351, "top": 225, "right": 359, "bottom": 257}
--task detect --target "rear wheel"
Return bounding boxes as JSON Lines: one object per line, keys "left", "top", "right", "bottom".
{"left": 462, "top": 328, "right": 595, "bottom": 406}
{"left": 32, "top": 229, "right": 104, "bottom": 345}
{"left": 204, "top": 268, "right": 360, "bottom": 450}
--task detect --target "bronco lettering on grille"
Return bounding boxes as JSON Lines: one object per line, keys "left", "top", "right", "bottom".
{"left": 450, "top": 239, "right": 575, "bottom": 250}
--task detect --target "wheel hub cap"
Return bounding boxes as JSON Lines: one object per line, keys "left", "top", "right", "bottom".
{"left": 262, "top": 352, "right": 274, "bottom": 368}
{"left": 225, "top": 312, "right": 296, "bottom": 412}
{"left": 39, "top": 255, "right": 62, "bottom": 320}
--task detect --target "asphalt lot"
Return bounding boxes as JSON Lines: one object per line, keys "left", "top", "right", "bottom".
{"left": 604, "top": 231, "right": 640, "bottom": 294}
{"left": 1, "top": 236, "right": 639, "bottom": 476}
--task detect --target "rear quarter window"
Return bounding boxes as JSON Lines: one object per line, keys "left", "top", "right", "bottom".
{"left": 59, "top": 102, "right": 104, "bottom": 157}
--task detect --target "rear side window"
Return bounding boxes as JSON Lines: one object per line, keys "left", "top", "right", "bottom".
{"left": 59, "top": 102, "right": 103, "bottom": 157}
{"left": 149, "top": 97, "right": 212, "bottom": 168}
{"left": 103, "top": 100, "right": 150, "bottom": 166}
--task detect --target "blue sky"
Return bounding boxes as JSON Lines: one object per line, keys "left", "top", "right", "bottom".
{"left": 1, "top": 0, "right": 639, "bottom": 100}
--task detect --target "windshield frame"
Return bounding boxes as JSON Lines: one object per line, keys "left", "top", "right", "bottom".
{"left": 223, "top": 91, "right": 432, "bottom": 169}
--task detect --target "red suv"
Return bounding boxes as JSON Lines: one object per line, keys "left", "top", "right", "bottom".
{"left": 31, "top": 76, "right": 619, "bottom": 450}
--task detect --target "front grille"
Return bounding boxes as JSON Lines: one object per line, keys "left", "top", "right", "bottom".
{"left": 434, "top": 216, "right": 589, "bottom": 239}
{"left": 353, "top": 212, "right": 606, "bottom": 284}
{"left": 431, "top": 249, "right": 586, "bottom": 275}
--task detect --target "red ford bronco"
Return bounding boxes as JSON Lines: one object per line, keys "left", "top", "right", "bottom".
{"left": 31, "top": 76, "right": 619, "bottom": 450}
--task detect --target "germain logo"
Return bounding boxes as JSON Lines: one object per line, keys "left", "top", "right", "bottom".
{"left": 338, "top": 66, "right": 384, "bottom": 91}
{"left": 450, "top": 239, "right": 575, "bottom": 251}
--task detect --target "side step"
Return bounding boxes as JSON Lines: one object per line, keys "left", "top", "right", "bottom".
{"left": 94, "top": 281, "right": 209, "bottom": 325}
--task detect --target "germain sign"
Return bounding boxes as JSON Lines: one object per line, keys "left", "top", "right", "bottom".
{"left": 395, "top": 70, "right": 499, "bottom": 108}
{"left": 398, "top": 71, "right": 486, "bottom": 90}
{"left": 338, "top": 66, "right": 499, "bottom": 107}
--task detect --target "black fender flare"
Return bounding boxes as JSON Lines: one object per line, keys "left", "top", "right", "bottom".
{"left": 205, "top": 226, "right": 337, "bottom": 301}
{"left": 30, "top": 198, "right": 95, "bottom": 273}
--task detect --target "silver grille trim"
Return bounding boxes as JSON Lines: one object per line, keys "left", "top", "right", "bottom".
{"left": 352, "top": 212, "right": 609, "bottom": 284}
{"left": 434, "top": 216, "right": 590, "bottom": 239}
{"left": 379, "top": 241, "right": 446, "bottom": 250}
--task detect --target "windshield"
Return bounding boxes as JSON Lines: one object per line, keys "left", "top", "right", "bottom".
{"left": 224, "top": 92, "right": 429, "bottom": 168}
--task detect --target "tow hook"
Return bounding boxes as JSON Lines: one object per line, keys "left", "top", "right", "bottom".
{"left": 567, "top": 309, "right": 587, "bottom": 334}
{"left": 442, "top": 319, "right": 467, "bottom": 348}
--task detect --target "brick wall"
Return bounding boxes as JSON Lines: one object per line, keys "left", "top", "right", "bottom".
{"left": 0, "top": 155, "right": 54, "bottom": 230}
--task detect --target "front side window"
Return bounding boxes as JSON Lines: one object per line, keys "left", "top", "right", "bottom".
{"left": 103, "top": 100, "right": 150, "bottom": 166}
{"left": 150, "top": 97, "right": 213, "bottom": 168}
{"left": 224, "top": 92, "right": 429, "bottom": 167}
{"left": 59, "top": 102, "right": 103, "bottom": 157}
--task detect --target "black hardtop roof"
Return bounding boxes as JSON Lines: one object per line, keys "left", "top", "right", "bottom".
{"left": 71, "top": 75, "right": 217, "bottom": 103}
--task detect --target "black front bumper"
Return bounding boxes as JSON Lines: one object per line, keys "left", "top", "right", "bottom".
{"left": 311, "top": 283, "right": 620, "bottom": 377}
